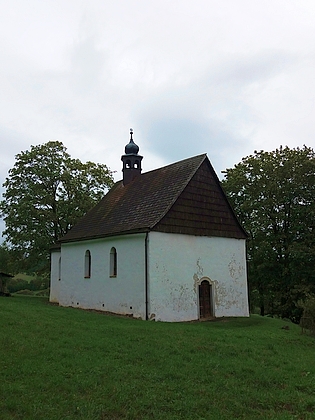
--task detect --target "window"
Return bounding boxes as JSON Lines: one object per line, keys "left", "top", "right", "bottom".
{"left": 58, "top": 257, "right": 61, "bottom": 281}
{"left": 110, "top": 247, "right": 117, "bottom": 277}
{"left": 84, "top": 250, "right": 91, "bottom": 278}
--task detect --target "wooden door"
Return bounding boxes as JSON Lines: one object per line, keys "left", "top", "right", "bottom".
{"left": 199, "top": 280, "right": 212, "bottom": 318}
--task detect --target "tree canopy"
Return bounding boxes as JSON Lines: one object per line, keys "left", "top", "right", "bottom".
{"left": 0, "top": 141, "right": 114, "bottom": 273}
{"left": 0, "top": 244, "right": 16, "bottom": 275}
{"left": 221, "top": 145, "right": 315, "bottom": 322}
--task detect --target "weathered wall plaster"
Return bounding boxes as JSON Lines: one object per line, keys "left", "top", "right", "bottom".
{"left": 147, "top": 231, "right": 249, "bottom": 322}
{"left": 50, "top": 231, "right": 248, "bottom": 322}
{"left": 55, "top": 233, "right": 146, "bottom": 319}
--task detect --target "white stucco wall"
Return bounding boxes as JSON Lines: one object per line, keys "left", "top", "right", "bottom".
{"left": 147, "top": 231, "right": 249, "bottom": 322}
{"left": 49, "top": 249, "right": 61, "bottom": 303}
{"left": 58, "top": 233, "right": 146, "bottom": 319}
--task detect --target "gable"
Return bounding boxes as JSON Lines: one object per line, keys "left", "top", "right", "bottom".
{"left": 153, "top": 159, "right": 247, "bottom": 239}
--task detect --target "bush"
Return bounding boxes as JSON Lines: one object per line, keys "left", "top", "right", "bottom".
{"left": 36, "top": 289, "right": 50, "bottom": 297}
{"left": 15, "top": 289, "right": 35, "bottom": 295}
{"left": 300, "top": 296, "right": 315, "bottom": 335}
{"left": 6, "top": 275, "right": 49, "bottom": 293}
{"left": 7, "top": 278, "right": 29, "bottom": 293}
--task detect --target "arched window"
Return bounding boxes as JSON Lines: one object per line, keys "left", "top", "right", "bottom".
{"left": 84, "top": 250, "right": 91, "bottom": 278}
{"left": 58, "top": 257, "right": 61, "bottom": 281}
{"left": 110, "top": 247, "right": 117, "bottom": 277}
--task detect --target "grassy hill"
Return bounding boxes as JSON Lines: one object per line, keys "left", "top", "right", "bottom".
{"left": 12, "top": 273, "right": 37, "bottom": 282}
{"left": 0, "top": 296, "right": 314, "bottom": 420}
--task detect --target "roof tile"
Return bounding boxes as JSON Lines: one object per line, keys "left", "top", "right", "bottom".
{"left": 61, "top": 154, "right": 206, "bottom": 242}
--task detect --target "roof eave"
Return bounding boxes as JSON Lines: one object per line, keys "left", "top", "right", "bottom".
{"left": 59, "top": 227, "right": 151, "bottom": 244}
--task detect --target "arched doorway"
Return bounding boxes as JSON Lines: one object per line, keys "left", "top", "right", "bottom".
{"left": 199, "top": 280, "right": 213, "bottom": 319}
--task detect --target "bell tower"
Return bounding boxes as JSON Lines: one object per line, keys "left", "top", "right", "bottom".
{"left": 121, "top": 128, "right": 143, "bottom": 186}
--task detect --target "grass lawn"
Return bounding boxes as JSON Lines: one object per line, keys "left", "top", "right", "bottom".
{"left": 12, "top": 273, "right": 36, "bottom": 282}
{"left": 0, "top": 296, "right": 314, "bottom": 420}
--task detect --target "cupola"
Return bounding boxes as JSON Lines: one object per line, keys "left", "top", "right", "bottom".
{"left": 121, "top": 128, "right": 143, "bottom": 186}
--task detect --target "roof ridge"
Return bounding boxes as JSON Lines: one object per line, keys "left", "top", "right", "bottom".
{"left": 140, "top": 153, "right": 207, "bottom": 177}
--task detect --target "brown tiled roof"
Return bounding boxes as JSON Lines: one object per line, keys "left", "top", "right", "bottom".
{"left": 154, "top": 159, "right": 247, "bottom": 239}
{"left": 61, "top": 154, "right": 205, "bottom": 242}
{"left": 60, "top": 154, "right": 247, "bottom": 243}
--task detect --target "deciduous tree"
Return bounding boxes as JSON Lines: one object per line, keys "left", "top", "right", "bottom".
{"left": 221, "top": 146, "right": 315, "bottom": 322}
{"left": 0, "top": 141, "right": 114, "bottom": 273}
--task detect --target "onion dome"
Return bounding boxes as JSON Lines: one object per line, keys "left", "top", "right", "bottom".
{"left": 125, "top": 128, "right": 139, "bottom": 154}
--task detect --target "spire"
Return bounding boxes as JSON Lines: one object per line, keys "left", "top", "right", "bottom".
{"left": 121, "top": 128, "right": 143, "bottom": 186}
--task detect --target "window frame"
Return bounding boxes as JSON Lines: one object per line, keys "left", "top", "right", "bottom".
{"left": 58, "top": 256, "right": 61, "bottom": 281}
{"left": 109, "top": 247, "right": 117, "bottom": 277}
{"left": 84, "top": 250, "right": 91, "bottom": 278}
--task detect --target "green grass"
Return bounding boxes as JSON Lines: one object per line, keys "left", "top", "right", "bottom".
{"left": 0, "top": 296, "right": 315, "bottom": 420}
{"left": 12, "top": 273, "right": 36, "bottom": 282}
{"left": 14, "top": 288, "right": 50, "bottom": 297}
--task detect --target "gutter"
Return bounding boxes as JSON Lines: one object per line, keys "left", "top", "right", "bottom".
{"left": 145, "top": 232, "right": 149, "bottom": 320}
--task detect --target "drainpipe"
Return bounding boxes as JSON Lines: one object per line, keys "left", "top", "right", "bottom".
{"left": 145, "top": 232, "right": 149, "bottom": 320}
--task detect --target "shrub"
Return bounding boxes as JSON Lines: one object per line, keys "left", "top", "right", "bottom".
{"left": 299, "top": 295, "right": 315, "bottom": 335}
{"left": 6, "top": 275, "right": 49, "bottom": 293}
{"left": 30, "top": 276, "right": 49, "bottom": 291}
{"left": 7, "top": 278, "right": 29, "bottom": 293}
{"left": 15, "top": 289, "right": 35, "bottom": 295}
{"left": 36, "top": 289, "right": 49, "bottom": 297}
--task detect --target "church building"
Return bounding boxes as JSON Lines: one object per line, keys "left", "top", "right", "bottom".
{"left": 50, "top": 130, "right": 249, "bottom": 321}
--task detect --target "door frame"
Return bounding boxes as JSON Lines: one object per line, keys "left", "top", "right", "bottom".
{"left": 198, "top": 277, "right": 215, "bottom": 319}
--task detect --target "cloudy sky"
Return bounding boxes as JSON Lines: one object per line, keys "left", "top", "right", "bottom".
{"left": 1, "top": 1, "right": 315, "bottom": 202}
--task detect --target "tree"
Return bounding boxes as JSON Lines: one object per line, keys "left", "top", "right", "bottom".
{"left": 0, "top": 141, "right": 114, "bottom": 273}
{"left": 221, "top": 145, "right": 315, "bottom": 322}
{"left": 0, "top": 244, "right": 16, "bottom": 274}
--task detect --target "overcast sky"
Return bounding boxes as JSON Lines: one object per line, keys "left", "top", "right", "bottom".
{"left": 1, "top": 0, "right": 315, "bottom": 221}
